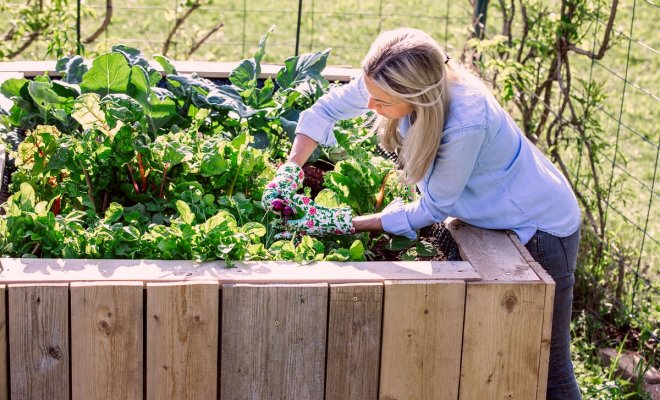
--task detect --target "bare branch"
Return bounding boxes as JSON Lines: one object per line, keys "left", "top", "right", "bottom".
{"left": 188, "top": 21, "right": 224, "bottom": 56}
{"left": 83, "top": 0, "right": 113, "bottom": 44}
{"left": 567, "top": 0, "right": 618, "bottom": 60}
{"left": 7, "top": 31, "right": 41, "bottom": 59}
{"left": 162, "top": 0, "right": 201, "bottom": 56}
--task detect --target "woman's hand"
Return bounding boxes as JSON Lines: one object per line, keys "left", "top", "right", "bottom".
{"left": 284, "top": 194, "right": 355, "bottom": 236}
{"left": 261, "top": 162, "right": 304, "bottom": 215}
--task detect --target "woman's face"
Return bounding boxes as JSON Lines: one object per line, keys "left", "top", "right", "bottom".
{"left": 364, "top": 76, "right": 413, "bottom": 119}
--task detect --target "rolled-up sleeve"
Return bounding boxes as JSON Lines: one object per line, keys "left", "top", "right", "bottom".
{"left": 381, "top": 125, "right": 488, "bottom": 239}
{"left": 296, "top": 75, "right": 370, "bottom": 146}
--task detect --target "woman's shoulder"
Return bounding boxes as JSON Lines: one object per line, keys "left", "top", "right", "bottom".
{"left": 445, "top": 73, "right": 498, "bottom": 132}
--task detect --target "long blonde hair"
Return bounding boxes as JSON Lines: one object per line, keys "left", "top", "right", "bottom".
{"left": 362, "top": 28, "right": 451, "bottom": 184}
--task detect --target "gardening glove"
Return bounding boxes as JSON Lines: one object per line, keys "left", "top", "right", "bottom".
{"left": 261, "top": 162, "right": 304, "bottom": 216}
{"left": 284, "top": 194, "right": 355, "bottom": 236}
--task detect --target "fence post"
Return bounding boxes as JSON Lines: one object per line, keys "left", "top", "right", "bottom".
{"left": 295, "top": 0, "right": 303, "bottom": 56}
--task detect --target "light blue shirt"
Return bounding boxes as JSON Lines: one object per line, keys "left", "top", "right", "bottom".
{"left": 296, "top": 75, "right": 581, "bottom": 244}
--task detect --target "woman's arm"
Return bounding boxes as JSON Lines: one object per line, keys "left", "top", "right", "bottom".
{"left": 353, "top": 213, "right": 384, "bottom": 233}
{"left": 287, "top": 134, "right": 319, "bottom": 166}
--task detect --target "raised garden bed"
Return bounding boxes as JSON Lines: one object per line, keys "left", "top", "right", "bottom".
{"left": 0, "top": 42, "right": 555, "bottom": 399}
{"left": 0, "top": 220, "right": 554, "bottom": 400}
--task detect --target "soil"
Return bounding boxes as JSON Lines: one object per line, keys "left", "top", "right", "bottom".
{"left": 368, "top": 222, "right": 461, "bottom": 262}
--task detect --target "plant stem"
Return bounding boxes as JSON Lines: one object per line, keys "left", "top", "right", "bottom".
{"left": 159, "top": 164, "right": 169, "bottom": 199}
{"left": 137, "top": 153, "right": 146, "bottom": 192}
{"left": 228, "top": 163, "right": 242, "bottom": 198}
{"left": 126, "top": 164, "right": 140, "bottom": 193}
{"left": 80, "top": 163, "right": 96, "bottom": 211}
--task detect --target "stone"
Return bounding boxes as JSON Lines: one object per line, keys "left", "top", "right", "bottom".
{"left": 644, "top": 382, "right": 660, "bottom": 400}
{"left": 598, "top": 348, "right": 660, "bottom": 384}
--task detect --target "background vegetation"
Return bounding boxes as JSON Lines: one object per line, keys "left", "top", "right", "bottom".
{"left": 0, "top": 0, "right": 657, "bottom": 398}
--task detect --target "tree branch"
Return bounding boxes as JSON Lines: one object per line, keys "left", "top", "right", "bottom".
{"left": 567, "top": 0, "right": 618, "bottom": 60}
{"left": 83, "top": 0, "right": 113, "bottom": 44}
{"left": 188, "top": 21, "right": 224, "bottom": 56}
{"left": 162, "top": 0, "right": 201, "bottom": 56}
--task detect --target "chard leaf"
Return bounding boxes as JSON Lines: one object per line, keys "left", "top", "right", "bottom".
{"left": 101, "top": 94, "right": 144, "bottom": 124}
{"left": 55, "top": 55, "right": 88, "bottom": 84}
{"left": 254, "top": 26, "right": 274, "bottom": 76}
{"left": 80, "top": 53, "right": 131, "bottom": 96}
{"left": 386, "top": 235, "right": 414, "bottom": 251}
{"left": 349, "top": 240, "right": 365, "bottom": 261}
{"left": 112, "top": 44, "right": 161, "bottom": 86}
{"left": 128, "top": 65, "right": 151, "bottom": 110}
{"left": 0, "top": 78, "right": 31, "bottom": 101}
{"left": 416, "top": 241, "right": 438, "bottom": 257}
{"left": 153, "top": 54, "right": 177, "bottom": 75}
{"left": 103, "top": 202, "right": 124, "bottom": 224}
{"left": 276, "top": 49, "right": 330, "bottom": 89}
{"left": 72, "top": 93, "right": 110, "bottom": 133}
{"left": 205, "top": 85, "right": 258, "bottom": 118}
{"left": 229, "top": 59, "right": 257, "bottom": 92}
{"left": 176, "top": 200, "right": 195, "bottom": 225}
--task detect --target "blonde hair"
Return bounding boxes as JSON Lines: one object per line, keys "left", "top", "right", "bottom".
{"left": 362, "top": 28, "right": 451, "bottom": 184}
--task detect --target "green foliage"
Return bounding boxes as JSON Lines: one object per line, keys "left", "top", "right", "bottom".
{"left": 0, "top": 33, "right": 410, "bottom": 264}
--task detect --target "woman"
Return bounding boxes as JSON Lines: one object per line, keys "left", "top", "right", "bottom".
{"left": 262, "top": 28, "right": 582, "bottom": 399}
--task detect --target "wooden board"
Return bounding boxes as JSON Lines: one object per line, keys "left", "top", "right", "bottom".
{"left": 0, "top": 60, "right": 359, "bottom": 81}
{"left": 459, "top": 282, "right": 547, "bottom": 399}
{"left": 0, "top": 258, "right": 479, "bottom": 283}
{"left": 70, "top": 282, "right": 144, "bottom": 400}
{"left": 447, "top": 218, "right": 539, "bottom": 282}
{"left": 325, "top": 283, "right": 383, "bottom": 400}
{"left": 379, "top": 280, "right": 466, "bottom": 400}
{"left": 507, "top": 231, "right": 556, "bottom": 399}
{"left": 146, "top": 281, "right": 219, "bottom": 400}
{"left": 8, "top": 283, "right": 69, "bottom": 400}
{"left": 0, "top": 285, "right": 6, "bottom": 400}
{"left": 221, "top": 284, "right": 328, "bottom": 400}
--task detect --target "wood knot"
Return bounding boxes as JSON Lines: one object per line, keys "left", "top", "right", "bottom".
{"left": 500, "top": 291, "right": 518, "bottom": 313}
{"left": 48, "top": 346, "right": 63, "bottom": 360}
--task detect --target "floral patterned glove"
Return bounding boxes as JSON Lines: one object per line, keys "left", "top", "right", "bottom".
{"left": 284, "top": 194, "right": 355, "bottom": 236}
{"left": 261, "top": 162, "right": 304, "bottom": 215}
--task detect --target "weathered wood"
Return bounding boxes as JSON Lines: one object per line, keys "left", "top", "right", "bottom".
{"left": 221, "top": 284, "right": 328, "bottom": 400}
{"left": 326, "top": 283, "right": 383, "bottom": 400}
{"left": 70, "top": 282, "right": 144, "bottom": 400}
{"left": 0, "top": 258, "right": 479, "bottom": 283}
{"left": 459, "top": 282, "right": 546, "bottom": 399}
{"left": 0, "top": 60, "right": 359, "bottom": 81}
{"left": 0, "top": 285, "right": 6, "bottom": 400}
{"left": 146, "top": 281, "right": 219, "bottom": 400}
{"left": 379, "top": 280, "right": 466, "bottom": 400}
{"left": 447, "top": 218, "right": 538, "bottom": 282}
{"left": 8, "top": 283, "right": 69, "bottom": 400}
{"left": 507, "top": 231, "right": 556, "bottom": 400}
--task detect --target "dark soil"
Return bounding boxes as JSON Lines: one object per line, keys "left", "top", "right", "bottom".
{"left": 368, "top": 222, "right": 461, "bottom": 262}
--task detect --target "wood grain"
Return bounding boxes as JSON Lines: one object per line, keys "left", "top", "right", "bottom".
{"left": 379, "top": 280, "right": 466, "bottom": 400}
{"left": 459, "top": 282, "right": 546, "bottom": 399}
{"left": 221, "top": 283, "right": 328, "bottom": 400}
{"left": 146, "top": 281, "right": 219, "bottom": 400}
{"left": 326, "top": 283, "right": 383, "bottom": 400}
{"left": 70, "top": 281, "right": 144, "bottom": 400}
{"left": 447, "top": 218, "right": 538, "bottom": 282}
{"left": 0, "top": 258, "right": 478, "bottom": 284}
{"left": 8, "top": 283, "right": 69, "bottom": 400}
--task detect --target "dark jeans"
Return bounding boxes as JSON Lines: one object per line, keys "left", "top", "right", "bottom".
{"left": 525, "top": 228, "right": 583, "bottom": 400}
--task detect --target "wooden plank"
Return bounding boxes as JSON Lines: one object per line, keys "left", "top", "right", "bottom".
{"left": 0, "top": 258, "right": 478, "bottom": 284}
{"left": 507, "top": 232, "right": 556, "bottom": 399}
{"left": 0, "top": 285, "right": 6, "bottom": 400}
{"left": 70, "top": 282, "right": 144, "bottom": 400}
{"left": 8, "top": 283, "right": 69, "bottom": 400}
{"left": 0, "top": 60, "right": 360, "bottom": 81}
{"left": 221, "top": 284, "right": 328, "bottom": 400}
{"left": 326, "top": 283, "right": 383, "bottom": 400}
{"left": 446, "top": 218, "right": 538, "bottom": 282}
{"left": 146, "top": 281, "right": 219, "bottom": 400}
{"left": 459, "top": 282, "right": 547, "bottom": 399}
{"left": 379, "top": 280, "right": 466, "bottom": 400}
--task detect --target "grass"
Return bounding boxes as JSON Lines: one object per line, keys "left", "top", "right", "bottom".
{"left": 0, "top": 0, "right": 658, "bottom": 397}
